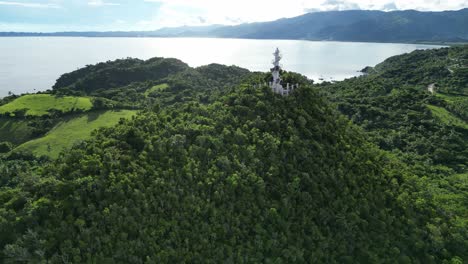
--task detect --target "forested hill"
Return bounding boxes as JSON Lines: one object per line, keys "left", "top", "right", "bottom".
{"left": 366, "top": 46, "right": 468, "bottom": 95}
{"left": 52, "top": 57, "right": 190, "bottom": 94}
{"left": 207, "top": 9, "right": 468, "bottom": 43}
{"left": 320, "top": 46, "right": 468, "bottom": 263}
{"left": 2, "top": 9, "right": 468, "bottom": 43}
{"left": 1, "top": 85, "right": 463, "bottom": 262}
{"left": 0, "top": 46, "right": 467, "bottom": 262}
{"left": 323, "top": 46, "right": 468, "bottom": 170}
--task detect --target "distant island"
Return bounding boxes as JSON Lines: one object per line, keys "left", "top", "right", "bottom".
{"left": 2, "top": 9, "right": 468, "bottom": 43}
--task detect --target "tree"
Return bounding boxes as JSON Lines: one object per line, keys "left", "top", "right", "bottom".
{"left": 12, "top": 109, "right": 27, "bottom": 118}
{"left": 0, "top": 141, "right": 13, "bottom": 153}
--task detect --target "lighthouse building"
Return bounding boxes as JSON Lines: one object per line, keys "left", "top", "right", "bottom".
{"left": 269, "top": 48, "right": 298, "bottom": 96}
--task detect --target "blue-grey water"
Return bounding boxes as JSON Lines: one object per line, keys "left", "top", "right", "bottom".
{"left": 0, "top": 37, "right": 444, "bottom": 97}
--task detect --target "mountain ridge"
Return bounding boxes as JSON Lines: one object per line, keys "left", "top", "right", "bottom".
{"left": 1, "top": 9, "right": 467, "bottom": 43}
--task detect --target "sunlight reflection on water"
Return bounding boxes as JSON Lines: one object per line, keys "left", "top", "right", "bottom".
{"left": 0, "top": 37, "right": 443, "bottom": 97}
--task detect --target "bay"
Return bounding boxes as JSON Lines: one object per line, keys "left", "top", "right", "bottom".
{"left": 0, "top": 37, "right": 443, "bottom": 97}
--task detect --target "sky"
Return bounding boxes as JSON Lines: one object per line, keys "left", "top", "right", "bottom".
{"left": 0, "top": 0, "right": 467, "bottom": 32}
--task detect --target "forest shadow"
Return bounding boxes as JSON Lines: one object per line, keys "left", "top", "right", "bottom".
{"left": 86, "top": 111, "right": 104, "bottom": 122}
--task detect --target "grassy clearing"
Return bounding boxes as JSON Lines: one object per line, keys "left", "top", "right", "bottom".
{"left": 431, "top": 173, "right": 468, "bottom": 224}
{"left": 144, "top": 83, "right": 169, "bottom": 96}
{"left": 15, "top": 110, "right": 137, "bottom": 158}
{"left": 0, "top": 94, "right": 93, "bottom": 116}
{"left": 436, "top": 92, "right": 468, "bottom": 103}
{"left": 0, "top": 117, "right": 33, "bottom": 145}
{"left": 435, "top": 92, "right": 468, "bottom": 121}
{"left": 427, "top": 105, "right": 468, "bottom": 129}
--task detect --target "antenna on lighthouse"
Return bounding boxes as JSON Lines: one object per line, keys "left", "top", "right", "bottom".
{"left": 272, "top": 47, "right": 282, "bottom": 67}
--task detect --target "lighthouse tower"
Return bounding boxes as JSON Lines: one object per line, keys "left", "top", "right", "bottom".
{"left": 270, "top": 48, "right": 283, "bottom": 94}
{"left": 269, "top": 48, "right": 297, "bottom": 96}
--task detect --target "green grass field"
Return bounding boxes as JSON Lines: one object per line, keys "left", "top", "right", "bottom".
{"left": 14, "top": 110, "right": 137, "bottom": 158}
{"left": 430, "top": 173, "right": 467, "bottom": 225}
{"left": 427, "top": 104, "right": 468, "bottom": 129}
{"left": 0, "top": 94, "right": 93, "bottom": 116}
{"left": 0, "top": 117, "right": 33, "bottom": 145}
{"left": 436, "top": 92, "right": 468, "bottom": 103}
{"left": 144, "top": 83, "right": 169, "bottom": 96}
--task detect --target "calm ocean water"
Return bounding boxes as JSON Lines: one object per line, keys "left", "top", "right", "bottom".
{"left": 0, "top": 37, "right": 444, "bottom": 97}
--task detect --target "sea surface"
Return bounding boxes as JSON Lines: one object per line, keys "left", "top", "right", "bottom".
{"left": 0, "top": 37, "right": 444, "bottom": 97}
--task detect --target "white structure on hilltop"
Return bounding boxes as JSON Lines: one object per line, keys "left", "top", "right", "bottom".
{"left": 269, "top": 48, "right": 298, "bottom": 96}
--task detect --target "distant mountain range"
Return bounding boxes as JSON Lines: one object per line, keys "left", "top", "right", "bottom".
{"left": 2, "top": 9, "right": 468, "bottom": 43}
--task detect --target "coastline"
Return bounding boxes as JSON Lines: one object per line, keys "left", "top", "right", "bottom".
{"left": 0, "top": 34, "right": 464, "bottom": 46}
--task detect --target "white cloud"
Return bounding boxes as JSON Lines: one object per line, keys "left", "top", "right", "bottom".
{"left": 140, "top": 0, "right": 467, "bottom": 30}
{"left": 304, "top": 0, "right": 468, "bottom": 12}
{"left": 88, "top": 0, "right": 120, "bottom": 7}
{"left": 310, "top": 0, "right": 361, "bottom": 11}
{"left": 0, "top": 1, "right": 60, "bottom": 8}
{"left": 382, "top": 2, "right": 397, "bottom": 11}
{"left": 141, "top": 0, "right": 308, "bottom": 29}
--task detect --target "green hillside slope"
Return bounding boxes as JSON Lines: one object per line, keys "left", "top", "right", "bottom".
{"left": 371, "top": 46, "right": 468, "bottom": 95}
{"left": 427, "top": 105, "right": 468, "bottom": 129}
{"left": 0, "top": 118, "right": 32, "bottom": 145}
{"left": 0, "top": 86, "right": 464, "bottom": 262}
{"left": 0, "top": 47, "right": 466, "bottom": 263}
{"left": 53, "top": 57, "right": 189, "bottom": 94}
{"left": 321, "top": 46, "right": 468, "bottom": 261}
{"left": 0, "top": 94, "right": 92, "bottom": 116}
{"left": 144, "top": 83, "right": 169, "bottom": 96}
{"left": 14, "top": 110, "right": 136, "bottom": 158}
{"left": 323, "top": 46, "right": 468, "bottom": 170}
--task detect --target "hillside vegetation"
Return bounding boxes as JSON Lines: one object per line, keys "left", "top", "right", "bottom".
{"left": 53, "top": 57, "right": 189, "bottom": 94}
{"left": 0, "top": 46, "right": 466, "bottom": 262}
{"left": 427, "top": 105, "right": 468, "bottom": 129}
{"left": 0, "top": 94, "right": 92, "bottom": 116}
{"left": 0, "top": 118, "right": 32, "bottom": 146}
{"left": 0, "top": 59, "right": 251, "bottom": 159}
{"left": 371, "top": 46, "right": 468, "bottom": 95}
{"left": 1, "top": 85, "right": 463, "bottom": 263}
{"left": 321, "top": 46, "right": 468, "bottom": 262}
{"left": 144, "top": 83, "right": 169, "bottom": 96}
{"left": 323, "top": 46, "right": 468, "bottom": 170}
{"left": 14, "top": 110, "right": 136, "bottom": 158}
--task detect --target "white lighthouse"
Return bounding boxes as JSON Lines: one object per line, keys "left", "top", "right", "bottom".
{"left": 271, "top": 48, "right": 283, "bottom": 93}
{"left": 269, "top": 48, "right": 298, "bottom": 96}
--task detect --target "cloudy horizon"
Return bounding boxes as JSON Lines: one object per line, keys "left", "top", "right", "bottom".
{"left": 0, "top": 0, "right": 467, "bottom": 32}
